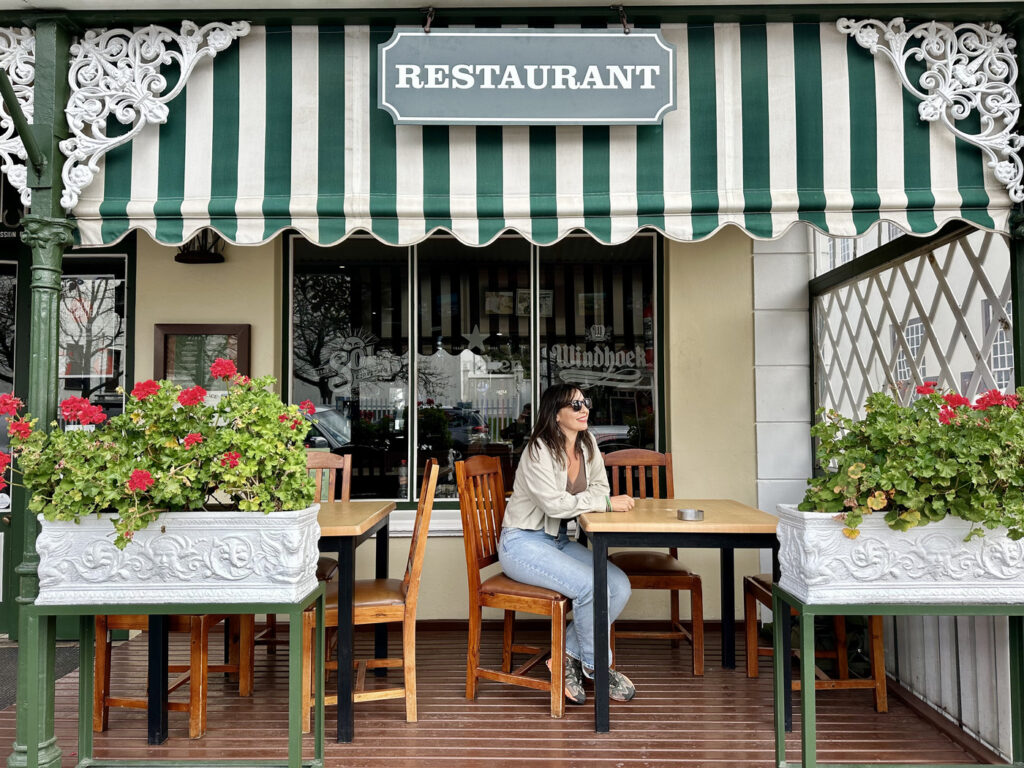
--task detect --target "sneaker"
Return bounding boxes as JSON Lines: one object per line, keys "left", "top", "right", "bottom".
{"left": 547, "top": 654, "right": 586, "bottom": 705}
{"left": 607, "top": 668, "right": 636, "bottom": 702}
{"left": 580, "top": 664, "right": 637, "bottom": 702}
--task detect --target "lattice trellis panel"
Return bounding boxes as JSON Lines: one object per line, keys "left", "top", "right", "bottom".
{"left": 814, "top": 230, "right": 1013, "bottom": 418}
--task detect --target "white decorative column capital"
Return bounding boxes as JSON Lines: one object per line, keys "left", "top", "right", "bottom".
{"left": 0, "top": 27, "right": 35, "bottom": 207}
{"left": 838, "top": 17, "right": 1023, "bottom": 204}
{"left": 59, "top": 20, "right": 250, "bottom": 211}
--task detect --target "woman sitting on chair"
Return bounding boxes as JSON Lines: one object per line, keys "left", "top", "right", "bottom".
{"left": 498, "top": 383, "right": 636, "bottom": 705}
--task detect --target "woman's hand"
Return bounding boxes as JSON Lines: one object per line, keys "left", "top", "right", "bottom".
{"left": 610, "top": 494, "right": 635, "bottom": 512}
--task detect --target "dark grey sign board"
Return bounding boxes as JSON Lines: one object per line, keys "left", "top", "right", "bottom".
{"left": 378, "top": 28, "right": 676, "bottom": 126}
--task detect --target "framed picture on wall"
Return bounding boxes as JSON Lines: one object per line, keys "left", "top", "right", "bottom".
{"left": 154, "top": 323, "right": 251, "bottom": 390}
{"left": 484, "top": 291, "right": 514, "bottom": 315}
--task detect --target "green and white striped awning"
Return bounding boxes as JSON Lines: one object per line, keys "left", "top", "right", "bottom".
{"left": 72, "top": 23, "right": 1012, "bottom": 248}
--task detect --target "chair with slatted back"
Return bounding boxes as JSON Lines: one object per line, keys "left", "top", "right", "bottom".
{"left": 308, "top": 451, "right": 352, "bottom": 580}
{"left": 300, "top": 459, "right": 440, "bottom": 730}
{"left": 260, "top": 451, "right": 352, "bottom": 655}
{"left": 743, "top": 574, "right": 888, "bottom": 712}
{"left": 456, "top": 455, "right": 568, "bottom": 718}
{"left": 94, "top": 613, "right": 254, "bottom": 739}
{"left": 603, "top": 448, "right": 705, "bottom": 676}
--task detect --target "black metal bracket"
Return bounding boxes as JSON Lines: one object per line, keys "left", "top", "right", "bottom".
{"left": 612, "top": 5, "right": 631, "bottom": 34}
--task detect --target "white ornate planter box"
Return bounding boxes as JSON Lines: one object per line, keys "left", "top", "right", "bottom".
{"left": 776, "top": 503, "right": 1024, "bottom": 605}
{"left": 35, "top": 505, "right": 320, "bottom": 606}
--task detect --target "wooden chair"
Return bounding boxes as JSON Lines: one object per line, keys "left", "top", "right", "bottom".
{"left": 743, "top": 573, "right": 888, "bottom": 712}
{"left": 308, "top": 451, "right": 352, "bottom": 582}
{"left": 93, "top": 613, "right": 254, "bottom": 739}
{"left": 456, "top": 455, "right": 568, "bottom": 718}
{"left": 603, "top": 449, "right": 705, "bottom": 676}
{"left": 262, "top": 451, "right": 352, "bottom": 654}
{"left": 300, "top": 459, "right": 440, "bottom": 730}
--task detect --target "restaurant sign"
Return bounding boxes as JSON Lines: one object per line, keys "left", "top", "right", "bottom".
{"left": 378, "top": 28, "right": 676, "bottom": 126}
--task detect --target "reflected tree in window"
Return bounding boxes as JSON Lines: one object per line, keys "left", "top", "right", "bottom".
{"left": 59, "top": 276, "right": 124, "bottom": 399}
{"left": 292, "top": 272, "right": 352, "bottom": 404}
{"left": 0, "top": 275, "right": 15, "bottom": 386}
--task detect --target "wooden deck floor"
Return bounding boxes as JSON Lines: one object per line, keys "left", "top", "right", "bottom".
{"left": 0, "top": 626, "right": 985, "bottom": 767}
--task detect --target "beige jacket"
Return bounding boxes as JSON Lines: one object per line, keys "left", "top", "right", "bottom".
{"left": 503, "top": 437, "right": 610, "bottom": 536}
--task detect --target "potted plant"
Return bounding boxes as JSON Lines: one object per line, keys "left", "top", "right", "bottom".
{"left": 778, "top": 383, "right": 1024, "bottom": 605}
{"left": 0, "top": 359, "right": 318, "bottom": 606}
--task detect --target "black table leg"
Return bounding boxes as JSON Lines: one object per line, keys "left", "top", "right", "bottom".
{"left": 374, "top": 519, "right": 390, "bottom": 676}
{"left": 147, "top": 615, "right": 169, "bottom": 745}
{"left": 592, "top": 534, "right": 610, "bottom": 733}
{"left": 720, "top": 548, "right": 736, "bottom": 669}
{"left": 337, "top": 538, "right": 356, "bottom": 743}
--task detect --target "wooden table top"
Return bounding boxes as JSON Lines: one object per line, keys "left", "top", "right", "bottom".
{"left": 579, "top": 498, "right": 778, "bottom": 534}
{"left": 317, "top": 500, "right": 397, "bottom": 537}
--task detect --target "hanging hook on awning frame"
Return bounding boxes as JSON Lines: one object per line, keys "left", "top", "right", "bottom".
{"left": 422, "top": 7, "right": 435, "bottom": 34}
{"left": 612, "top": 5, "right": 631, "bottom": 34}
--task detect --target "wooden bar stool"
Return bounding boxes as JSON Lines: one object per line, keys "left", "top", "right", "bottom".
{"left": 94, "top": 613, "right": 255, "bottom": 739}
{"left": 743, "top": 574, "right": 887, "bottom": 712}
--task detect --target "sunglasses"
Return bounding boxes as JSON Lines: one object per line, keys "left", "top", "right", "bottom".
{"left": 566, "top": 398, "right": 592, "bottom": 412}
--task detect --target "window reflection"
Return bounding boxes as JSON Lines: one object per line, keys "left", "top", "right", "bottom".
{"left": 539, "top": 236, "right": 657, "bottom": 452}
{"left": 416, "top": 238, "right": 531, "bottom": 498}
{"left": 58, "top": 258, "right": 128, "bottom": 421}
{"left": 291, "top": 239, "right": 409, "bottom": 499}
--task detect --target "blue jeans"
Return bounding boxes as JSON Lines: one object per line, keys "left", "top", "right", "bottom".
{"left": 498, "top": 526, "right": 631, "bottom": 671}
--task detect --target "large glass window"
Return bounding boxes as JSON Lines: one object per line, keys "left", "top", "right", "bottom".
{"left": 290, "top": 238, "right": 409, "bottom": 499}
{"left": 539, "top": 236, "right": 657, "bottom": 452}
{"left": 290, "top": 234, "right": 659, "bottom": 502}
{"left": 415, "top": 238, "right": 532, "bottom": 498}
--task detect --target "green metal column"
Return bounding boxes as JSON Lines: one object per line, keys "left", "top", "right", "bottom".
{"left": 6, "top": 18, "right": 74, "bottom": 768}
{"left": 1011, "top": 215, "right": 1024, "bottom": 765}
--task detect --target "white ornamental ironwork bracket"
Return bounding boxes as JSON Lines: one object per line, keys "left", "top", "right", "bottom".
{"left": 60, "top": 20, "right": 250, "bottom": 211}
{"left": 838, "top": 17, "right": 1023, "bottom": 204}
{"left": 0, "top": 27, "right": 35, "bottom": 206}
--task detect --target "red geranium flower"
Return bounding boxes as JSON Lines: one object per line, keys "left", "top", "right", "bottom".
{"left": 973, "top": 389, "right": 1006, "bottom": 411}
{"left": 177, "top": 386, "right": 207, "bottom": 407}
{"left": 915, "top": 383, "right": 936, "bottom": 396}
{"left": 220, "top": 451, "right": 241, "bottom": 468}
{"left": 60, "top": 396, "right": 88, "bottom": 422}
{"left": 938, "top": 406, "right": 956, "bottom": 425}
{"left": 60, "top": 396, "right": 107, "bottom": 425}
{"left": 210, "top": 358, "right": 237, "bottom": 380}
{"left": 942, "top": 393, "right": 971, "bottom": 408}
{"left": 299, "top": 400, "right": 316, "bottom": 415}
{"left": 0, "top": 392, "right": 23, "bottom": 417}
{"left": 290, "top": 419, "right": 300, "bottom": 430}
{"left": 1006, "top": 394, "right": 1020, "bottom": 409}
{"left": 8, "top": 419, "right": 31, "bottom": 439}
{"left": 0, "top": 452, "right": 10, "bottom": 472}
{"left": 127, "top": 469, "right": 154, "bottom": 493}
{"left": 278, "top": 413, "right": 289, "bottom": 423}
{"left": 183, "top": 432, "right": 203, "bottom": 449}
{"left": 131, "top": 380, "right": 161, "bottom": 400}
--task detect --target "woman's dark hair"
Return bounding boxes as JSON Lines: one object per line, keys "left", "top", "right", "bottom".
{"left": 526, "top": 383, "right": 594, "bottom": 465}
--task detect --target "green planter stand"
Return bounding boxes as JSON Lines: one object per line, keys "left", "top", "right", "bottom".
{"left": 772, "top": 584, "right": 1024, "bottom": 768}
{"left": 20, "top": 584, "right": 326, "bottom": 768}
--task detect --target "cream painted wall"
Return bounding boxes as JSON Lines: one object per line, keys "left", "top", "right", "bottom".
{"left": 133, "top": 237, "right": 282, "bottom": 383}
